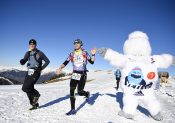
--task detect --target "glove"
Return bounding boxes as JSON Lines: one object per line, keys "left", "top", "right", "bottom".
{"left": 97, "top": 48, "right": 108, "bottom": 57}
{"left": 20, "top": 59, "right": 25, "bottom": 65}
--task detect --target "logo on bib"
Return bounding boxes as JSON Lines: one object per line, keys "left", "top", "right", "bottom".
{"left": 74, "top": 54, "right": 84, "bottom": 67}
{"left": 127, "top": 67, "right": 144, "bottom": 85}
{"left": 147, "top": 72, "right": 155, "bottom": 80}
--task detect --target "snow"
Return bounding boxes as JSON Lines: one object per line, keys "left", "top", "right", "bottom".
{"left": 0, "top": 71, "right": 175, "bottom": 123}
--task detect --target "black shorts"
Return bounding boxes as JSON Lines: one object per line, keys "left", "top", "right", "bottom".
{"left": 70, "top": 73, "right": 87, "bottom": 91}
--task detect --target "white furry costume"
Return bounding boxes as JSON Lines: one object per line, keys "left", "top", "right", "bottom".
{"left": 98, "top": 31, "right": 174, "bottom": 120}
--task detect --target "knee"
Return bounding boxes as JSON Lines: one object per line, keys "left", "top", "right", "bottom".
{"left": 22, "top": 86, "right": 27, "bottom": 92}
{"left": 123, "top": 95, "right": 138, "bottom": 114}
{"left": 22, "top": 87, "right": 30, "bottom": 93}
{"left": 22, "top": 85, "right": 31, "bottom": 93}
{"left": 146, "top": 100, "right": 161, "bottom": 116}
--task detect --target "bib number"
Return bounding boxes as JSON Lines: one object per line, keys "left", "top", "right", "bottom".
{"left": 71, "top": 73, "right": 81, "bottom": 80}
{"left": 28, "top": 69, "right": 34, "bottom": 76}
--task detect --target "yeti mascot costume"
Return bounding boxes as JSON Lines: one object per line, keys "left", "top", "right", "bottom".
{"left": 98, "top": 31, "right": 175, "bottom": 121}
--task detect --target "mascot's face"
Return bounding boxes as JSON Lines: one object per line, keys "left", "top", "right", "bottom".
{"left": 128, "top": 68, "right": 143, "bottom": 85}
{"left": 123, "top": 31, "right": 152, "bottom": 56}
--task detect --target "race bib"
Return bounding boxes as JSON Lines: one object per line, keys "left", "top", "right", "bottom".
{"left": 28, "top": 69, "right": 34, "bottom": 76}
{"left": 71, "top": 73, "right": 81, "bottom": 80}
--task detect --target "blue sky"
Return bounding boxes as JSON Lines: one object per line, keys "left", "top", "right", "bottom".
{"left": 0, "top": 0, "right": 175, "bottom": 74}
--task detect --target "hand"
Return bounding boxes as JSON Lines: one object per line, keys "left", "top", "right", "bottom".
{"left": 56, "top": 68, "right": 62, "bottom": 75}
{"left": 97, "top": 48, "right": 108, "bottom": 57}
{"left": 91, "top": 48, "right": 97, "bottom": 55}
{"left": 20, "top": 59, "right": 25, "bottom": 65}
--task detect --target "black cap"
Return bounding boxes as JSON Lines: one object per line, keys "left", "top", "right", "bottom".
{"left": 74, "top": 39, "right": 83, "bottom": 46}
{"left": 29, "top": 39, "right": 37, "bottom": 45}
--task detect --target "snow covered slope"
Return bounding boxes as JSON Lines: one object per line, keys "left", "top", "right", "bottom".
{"left": 0, "top": 71, "right": 174, "bottom": 123}
{"left": 0, "top": 66, "right": 71, "bottom": 84}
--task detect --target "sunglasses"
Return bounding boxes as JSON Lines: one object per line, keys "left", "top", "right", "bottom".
{"left": 74, "top": 42, "right": 80, "bottom": 45}
{"left": 29, "top": 43, "right": 36, "bottom": 46}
